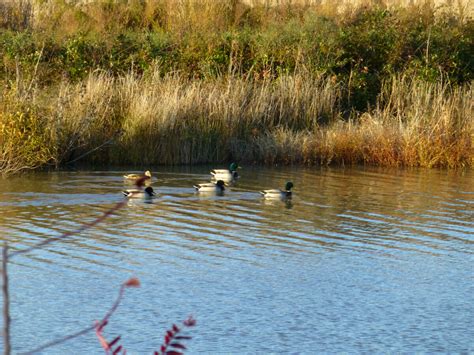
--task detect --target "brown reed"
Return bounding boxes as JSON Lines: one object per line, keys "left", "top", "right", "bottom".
{"left": 1, "top": 69, "right": 472, "bottom": 173}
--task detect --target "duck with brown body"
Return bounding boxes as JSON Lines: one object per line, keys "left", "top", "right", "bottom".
{"left": 123, "top": 170, "right": 152, "bottom": 181}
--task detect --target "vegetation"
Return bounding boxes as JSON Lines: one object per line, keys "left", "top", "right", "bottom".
{"left": 0, "top": 0, "right": 473, "bottom": 174}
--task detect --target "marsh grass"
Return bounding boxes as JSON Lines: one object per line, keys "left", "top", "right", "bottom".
{"left": 1, "top": 69, "right": 471, "bottom": 172}
{"left": 117, "top": 69, "right": 340, "bottom": 164}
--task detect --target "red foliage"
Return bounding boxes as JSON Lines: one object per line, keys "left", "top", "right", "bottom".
{"left": 95, "top": 308, "right": 196, "bottom": 355}
{"left": 156, "top": 316, "right": 196, "bottom": 355}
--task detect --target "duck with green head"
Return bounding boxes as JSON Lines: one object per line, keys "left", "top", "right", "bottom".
{"left": 260, "top": 182, "right": 294, "bottom": 199}
{"left": 210, "top": 162, "right": 240, "bottom": 183}
{"left": 122, "top": 186, "right": 156, "bottom": 199}
{"left": 194, "top": 180, "right": 226, "bottom": 194}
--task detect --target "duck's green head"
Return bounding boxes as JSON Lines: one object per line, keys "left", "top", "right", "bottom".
{"left": 285, "top": 182, "right": 294, "bottom": 191}
{"left": 229, "top": 162, "right": 239, "bottom": 172}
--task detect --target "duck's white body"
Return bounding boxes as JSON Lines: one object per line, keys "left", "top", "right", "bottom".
{"left": 210, "top": 163, "right": 240, "bottom": 183}
{"left": 194, "top": 180, "right": 225, "bottom": 193}
{"left": 260, "top": 182, "right": 293, "bottom": 200}
{"left": 122, "top": 186, "right": 156, "bottom": 198}
{"left": 210, "top": 169, "right": 236, "bottom": 183}
{"left": 260, "top": 189, "right": 292, "bottom": 199}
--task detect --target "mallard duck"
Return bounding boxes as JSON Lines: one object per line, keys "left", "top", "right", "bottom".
{"left": 210, "top": 162, "right": 240, "bottom": 182}
{"left": 123, "top": 170, "right": 152, "bottom": 181}
{"left": 194, "top": 180, "right": 226, "bottom": 193}
{"left": 122, "top": 186, "right": 156, "bottom": 198}
{"left": 260, "top": 182, "right": 294, "bottom": 199}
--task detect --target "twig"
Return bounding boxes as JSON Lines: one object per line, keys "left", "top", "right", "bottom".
{"left": 2, "top": 243, "right": 11, "bottom": 355}
{"left": 9, "top": 199, "right": 128, "bottom": 259}
{"left": 19, "top": 325, "right": 95, "bottom": 355}
{"left": 19, "top": 278, "right": 140, "bottom": 355}
{"left": 65, "top": 133, "right": 120, "bottom": 166}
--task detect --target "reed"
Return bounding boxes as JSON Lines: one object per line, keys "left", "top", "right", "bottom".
{"left": 1, "top": 69, "right": 471, "bottom": 172}
{"left": 255, "top": 76, "right": 473, "bottom": 167}
{"left": 117, "top": 69, "right": 339, "bottom": 164}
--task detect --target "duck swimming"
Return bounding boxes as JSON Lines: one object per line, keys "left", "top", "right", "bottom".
{"left": 260, "top": 182, "right": 294, "bottom": 199}
{"left": 122, "top": 186, "right": 156, "bottom": 198}
{"left": 210, "top": 163, "right": 240, "bottom": 183}
{"left": 123, "top": 170, "right": 152, "bottom": 181}
{"left": 194, "top": 180, "right": 226, "bottom": 194}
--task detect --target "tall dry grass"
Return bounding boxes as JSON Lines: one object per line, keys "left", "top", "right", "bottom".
{"left": 259, "top": 76, "right": 473, "bottom": 167}
{"left": 1, "top": 68, "right": 471, "bottom": 173}
{"left": 87, "top": 68, "right": 340, "bottom": 164}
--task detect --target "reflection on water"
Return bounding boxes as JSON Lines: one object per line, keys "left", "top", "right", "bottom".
{"left": 0, "top": 166, "right": 473, "bottom": 353}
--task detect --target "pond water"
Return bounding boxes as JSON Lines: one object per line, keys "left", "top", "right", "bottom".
{"left": 0, "top": 166, "right": 473, "bottom": 354}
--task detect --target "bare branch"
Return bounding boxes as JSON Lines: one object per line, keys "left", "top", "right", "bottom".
{"left": 9, "top": 199, "right": 129, "bottom": 259}
{"left": 18, "top": 278, "right": 139, "bottom": 355}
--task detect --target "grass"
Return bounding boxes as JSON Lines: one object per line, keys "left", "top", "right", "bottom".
{"left": 1, "top": 69, "right": 472, "bottom": 173}
{"left": 0, "top": 0, "right": 472, "bottom": 174}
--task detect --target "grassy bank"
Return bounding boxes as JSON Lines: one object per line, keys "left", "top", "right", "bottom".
{"left": 0, "top": 1, "right": 473, "bottom": 174}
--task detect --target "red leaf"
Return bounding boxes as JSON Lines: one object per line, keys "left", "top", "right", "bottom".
{"left": 170, "top": 343, "right": 187, "bottom": 350}
{"left": 124, "top": 277, "right": 140, "bottom": 288}
{"left": 172, "top": 324, "right": 180, "bottom": 333}
{"left": 165, "top": 352, "right": 183, "bottom": 355}
{"left": 108, "top": 335, "right": 121, "bottom": 348}
{"left": 165, "top": 334, "right": 170, "bottom": 344}
{"left": 161, "top": 345, "right": 166, "bottom": 353}
{"left": 154, "top": 352, "right": 159, "bottom": 355}
{"left": 112, "top": 345, "right": 123, "bottom": 355}
{"left": 167, "top": 330, "right": 174, "bottom": 338}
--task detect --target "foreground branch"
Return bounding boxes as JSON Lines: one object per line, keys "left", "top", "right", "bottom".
{"left": 19, "top": 278, "right": 140, "bottom": 355}
{"left": 9, "top": 199, "right": 128, "bottom": 259}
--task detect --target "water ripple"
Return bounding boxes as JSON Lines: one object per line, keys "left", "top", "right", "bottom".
{"left": 1, "top": 167, "right": 473, "bottom": 353}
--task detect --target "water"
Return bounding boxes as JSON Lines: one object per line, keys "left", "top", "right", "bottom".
{"left": 0, "top": 166, "right": 473, "bottom": 354}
